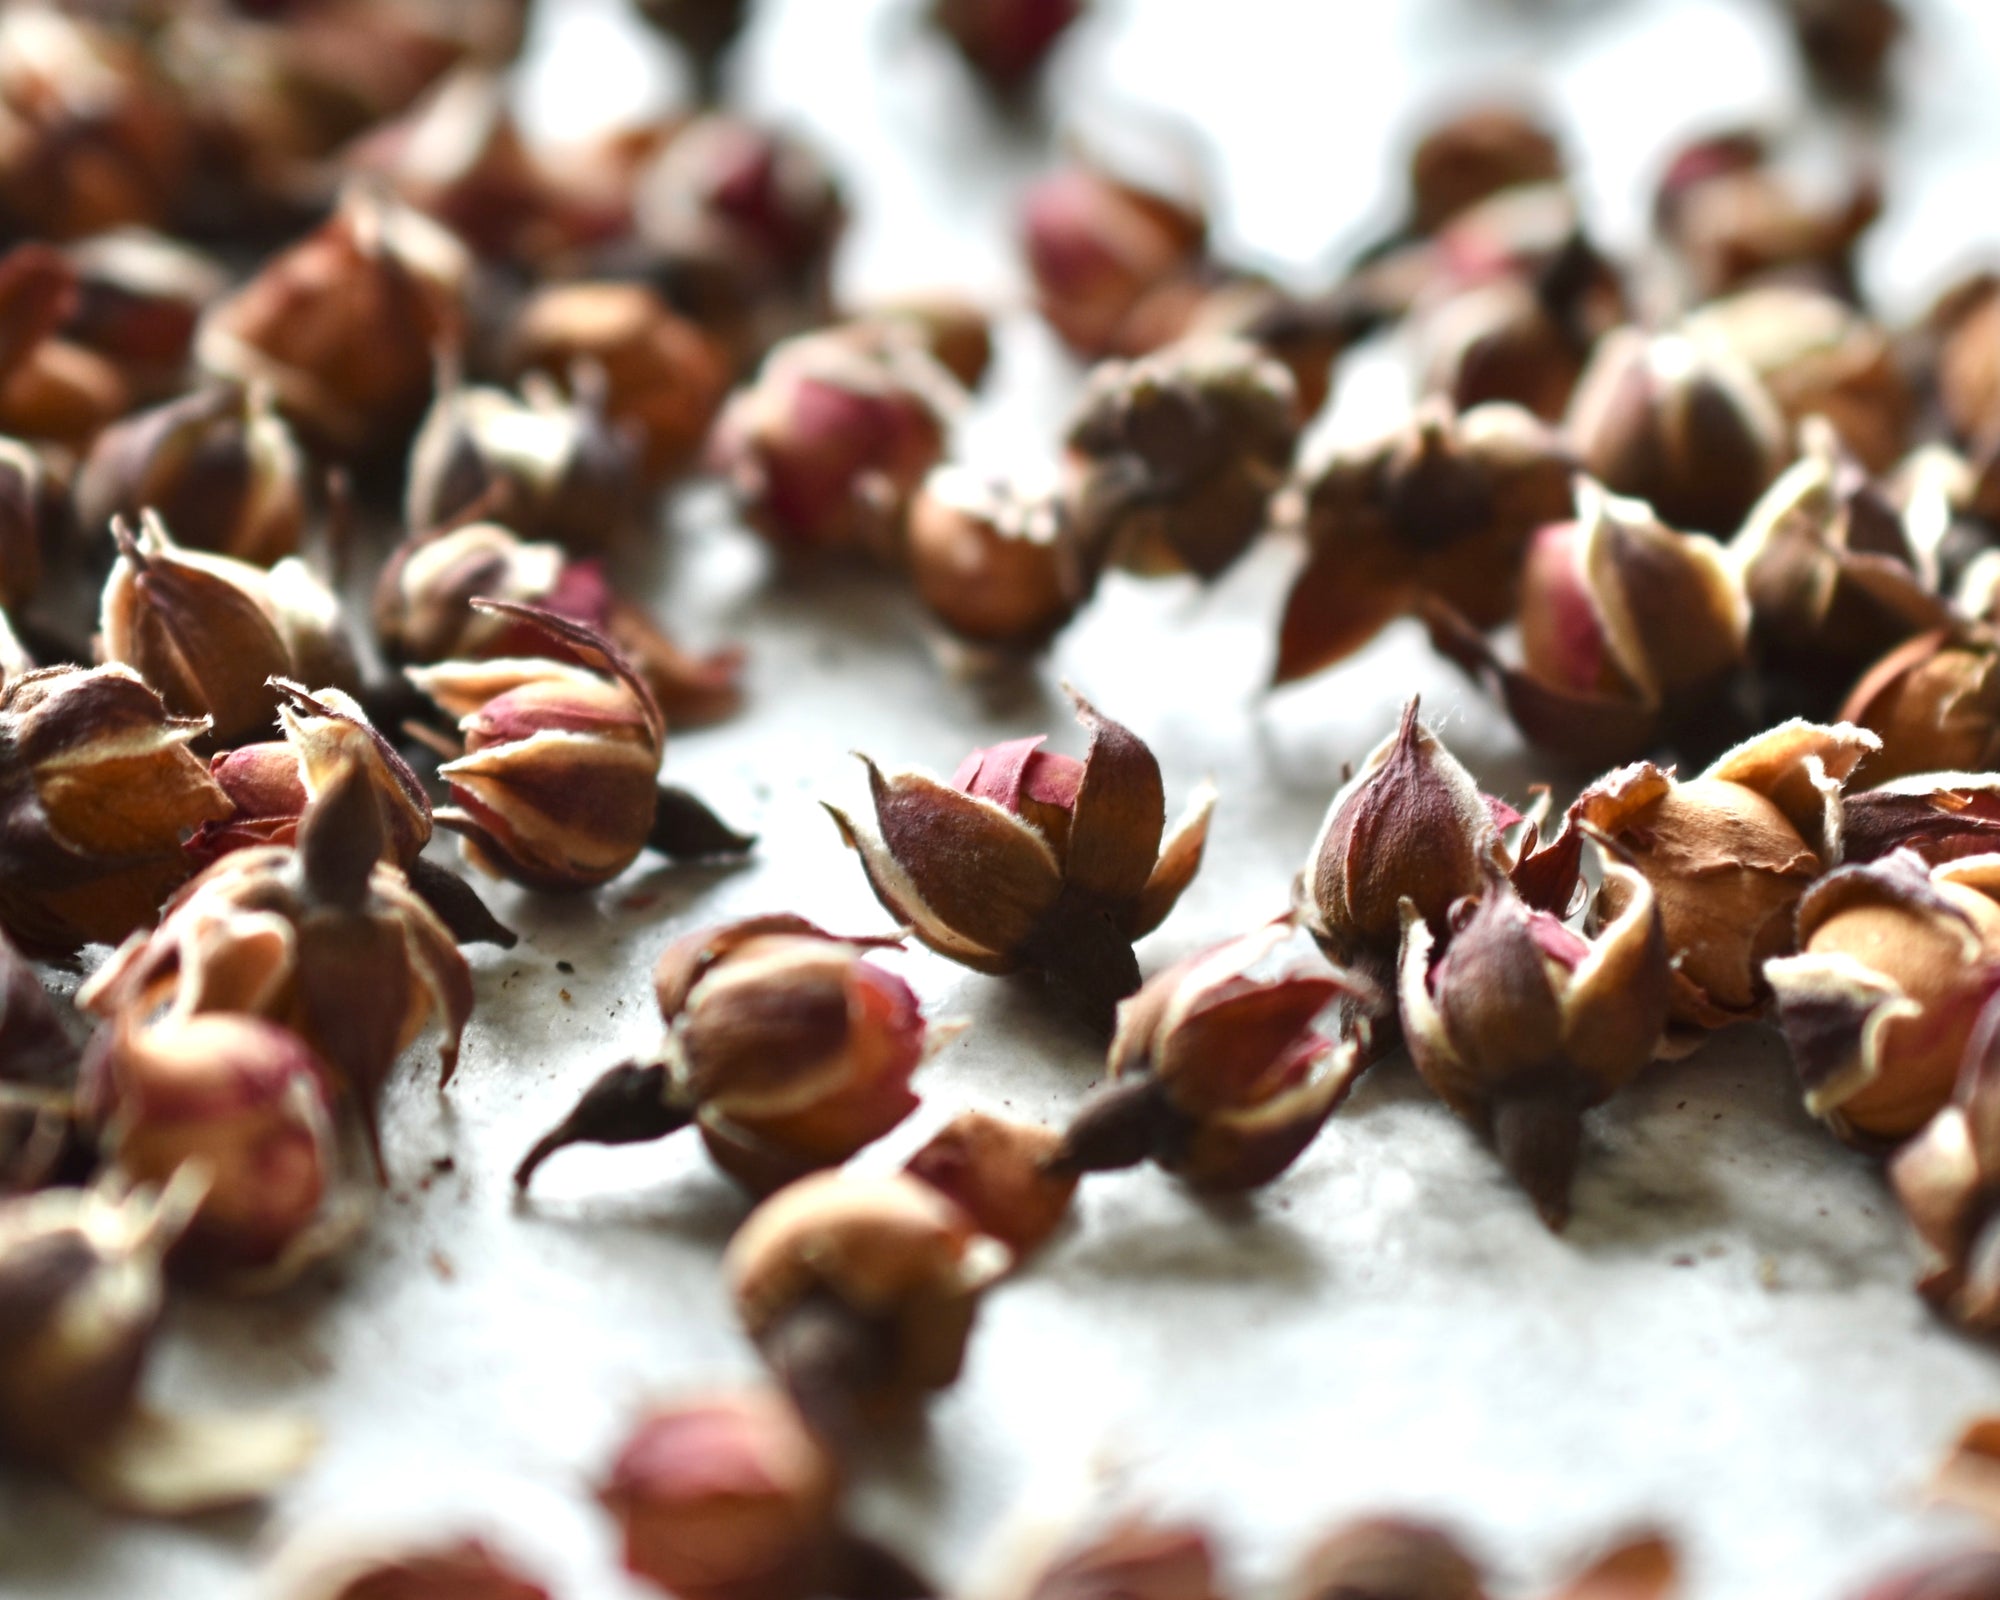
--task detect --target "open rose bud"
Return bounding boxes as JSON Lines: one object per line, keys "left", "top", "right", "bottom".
{"left": 0, "top": 242, "right": 129, "bottom": 451}
{"left": 1010, "top": 1516, "right": 1226, "bottom": 1600}
{"left": 63, "top": 230, "right": 227, "bottom": 402}
{"left": 1404, "top": 104, "right": 1565, "bottom": 238}
{"left": 1287, "top": 1516, "right": 1487, "bottom": 1600}
{"left": 1839, "top": 628, "right": 2000, "bottom": 788}
{"left": 827, "top": 688, "right": 1215, "bottom": 1032}
{"left": 908, "top": 467, "right": 1080, "bottom": 658}
{"left": 1398, "top": 854, "right": 1670, "bottom": 1229}
{"left": 1569, "top": 720, "right": 1877, "bottom": 1048}
{"left": 409, "top": 601, "right": 752, "bottom": 891}
{"left": 725, "top": 1169, "right": 1010, "bottom": 1434}
{"left": 1050, "top": 925, "right": 1362, "bottom": 1193}
{"left": 265, "top": 1534, "right": 553, "bottom": 1600}
{"left": 1842, "top": 773, "right": 2000, "bottom": 867}
{"left": 0, "top": 432, "right": 49, "bottom": 609}
{"left": 515, "top": 914, "right": 933, "bottom": 1196}
{"left": 76, "top": 383, "right": 308, "bottom": 567}
{"left": 1767, "top": 851, "right": 2000, "bottom": 1143}
{"left": 0, "top": 1172, "right": 317, "bottom": 1513}
{"left": 905, "top": 1110, "right": 1076, "bottom": 1261}
{"left": 0, "top": 662, "right": 231, "bottom": 955}
{"left": 931, "top": 0, "right": 1082, "bottom": 93}
{"left": 1274, "top": 398, "right": 1575, "bottom": 684}
{"left": 1062, "top": 336, "right": 1299, "bottom": 582}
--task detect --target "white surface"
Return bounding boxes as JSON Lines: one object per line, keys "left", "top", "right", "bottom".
{"left": 11, "top": 1, "right": 2000, "bottom": 1596}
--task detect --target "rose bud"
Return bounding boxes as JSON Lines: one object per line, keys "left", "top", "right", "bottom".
{"left": 1927, "top": 275, "right": 2000, "bottom": 450}
{"left": 197, "top": 187, "right": 469, "bottom": 465}
{"left": 1848, "top": 1552, "right": 2000, "bottom": 1600}
{"left": 931, "top": 0, "right": 1082, "bottom": 93}
{"left": 1062, "top": 336, "right": 1299, "bottom": 582}
{"left": 0, "top": 662, "right": 231, "bottom": 956}
{"left": 1543, "top": 1537, "right": 1678, "bottom": 1600}
{"left": 0, "top": 1173, "right": 317, "bottom": 1512}
{"left": 1049, "top": 925, "right": 1362, "bottom": 1193}
{"left": 1842, "top": 773, "right": 2000, "bottom": 867}
{"left": 0, "top": 432, "right": 50, "bottom": 608}
{"left": 634, "top": 0, "right": 752, "bottom": 99}
{"left": 1841, "top": 625, "right": 2000, "bottom": 788}
{"left": 1011, "top": 1517, "right": 1226, "bottom": 1600}
{"left": 0, "top": 242, "right": 129, "bottom": 451}
{"left": 908, "top": 467, "right": 1079, "bottom": 658}
{"left": 710, "top": 324, "right": 961, "bottom": 560}
{"left": 375, "top": 520, "right": 742, "bottom": 727}
{"left": 1275, "top": 398, "right": 1575, "bottom": 683}
{"left": 860, "top": 292, "right": 995, "bottom": 391}
{"left": 1288, "top": 1517, "right": 1486, "bottom": 1600}
{"left": 1786, "top": 0, "right": 1904, "bottom": 101}
{"left": 725, "top": 1169, "right": 1010, "bottom": 1435}
{"left": 76, "top": 383, "right": 309, "bottom": 567}
{"left": 826, "top": 688, "right": 1216, "bottom": 1032}
{"left": 904, "top": 1110, "right": 1076, "bottom": 1261}
{"left": 1404, "top": 104, "right": 1565, "bottom": 237}
{"left": 1568, "top": 719, "right": 1878, "bottom": 1048}
{"left": 62, "top": 230, "right": 227, "bottom": 403}
{"left": 265, "top": 1534, "right": 553, "bottom": 1600}
{"left": 514, "top": 914, "right": 934, "bottom": 1197}
{"left": 408, "top": 600, "right": 752, "bottom": 891}
{"left": 1565, "top": 326, "right": 1791, "bottom": 537}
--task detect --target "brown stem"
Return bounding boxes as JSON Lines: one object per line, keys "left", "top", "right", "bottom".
{"left": 513, "top": 1062, "right": 691, "bottom": 1191}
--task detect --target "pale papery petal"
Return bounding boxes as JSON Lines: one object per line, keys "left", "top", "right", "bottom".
{"left": 1395, "top": 903, "right": 1472, "bottom": 1114}
{"left": 1700, "top": 717, "right": 1878, "bottom": 857}
{"left": 1063, "top": 687, "right": 1166, "bottom": 902}
{"left": 1560, "top": 856, "right": 1671, "bottom": 1086}
{"left": 1765, "top": 949, "right": 1920, "bottom": 1126}
{"left": 1126, "top": 778, "right": 1216, "bottom": 938}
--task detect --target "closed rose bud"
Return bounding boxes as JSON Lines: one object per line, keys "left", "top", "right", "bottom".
{"left": 1889, "top": 1004, "right": 2000, "bottom": 1332}
{"left": 63, "top": 230, "right": 226, "bottom": 402}
{"left": 905, "top": 1110, "right": 1076, "bottom": 1260}
{"left": 1287, "top": 1517, "right": 1487, "bottom": 1600}
{"left": 931, "top": 0, "right": 1082, "bottom": 92}
{"left": 0, "top": 242, "right": 129, "bottom": 451}
{"left": 1161, "top": 277, "right": 1355, "bottom": 419}
{"left": 827, "top": 688, "right": 1215, "bottom": 1032}
{"left": 1841, "top": 773, "right": 2000, "bottom": 867}
{"left": 0, "top": 432, "right": 49, "bottom": 608}
{"left": 1405, "top": 105, "right": 1564, "bottom": 236}
{"left": 860, "top": 293, "right": 994, "bottom": 391}
{"left": 1840, "top": 629, "right": 2000, "bottom": 787}
{"left": 1924, "top": 276, "right": 2000, "bottom": 449}
{"left": 1570, "top": 720, "right": 1877, "bottom": 1047}
{"left": 1847, "top": 1552, "right": 2000, "bottom": 1600}
{"left": 0, "top": 662, "right": 231, "bottom": 955}
{"left": 1013, "top": 1518, "right": 1227, "bottom": 1600}
{"left": 908, "top": 467, "right": 1079, "bottom": 655}
{"left": 266, "top": 1534, "right": 553, "bottom": 1600}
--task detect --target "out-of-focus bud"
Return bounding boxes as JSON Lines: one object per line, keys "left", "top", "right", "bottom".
{"left": 726, "top": 1170, "right": 1009, "bottom": 1432}
{"left": 907, "top": 468, "right": 1079, "bottom": 657}
{"left": 265, "top": 1534, "right": 553, "bottom": 1600}
{"left": 931, "top": 0, "right": 1083, "bottom": 93}
{"left": 1898, "top": 443, "right": 2000, "bottom": 609}
{"left": 1287, "top": 1517, "right": 1487, "bottom": 1600}
{"left": 905, "top": 1110, "right": 1076, "bottom": 1261}
{"left": 515, "top": 915, "right": 931, "bottom": 1196}
{"left": 1785, "top": 0, "right": 1904, "bottom": 101}
{"left": 1544, "top": 1536, "right": 1679, "bottom": 1600}
{"left": 827, "top": 688, "right": 1215, "bottom": 1032}
{"left": 0, "top": 662, "right": 231, "bottom": 955}
{"left": 0, "top": 432, "right": 49, "bottom": 608}
{"left": 1566, "top": 326, "right": 1791, "bottom": 536}
{"left": 409, "top": 601, "right": 752, "bottom": 891}
{"left": 62, "top": 230, "right": 226, "bottom": 403}
{"left": 1276, "top": 398, "right": 1575, "bottom": 683}
{"left": 1569, "top": 720, "right": 1877, "bottom": 1049}
{"left": 1010, "top": 1517, "right": 1227, "bottom": 1600}
{"left": 1143, "top": 276, "right": 1356, "bottom": 420}
{"left": 1841, "top": 773, "right": 2000, "bottom": 868}
{"left": 198, "top": 188, "right": 469, "bottom": 465}
{"left": 1768, "top": 850, "right": 2000, "bottom": 1142}
{"left": 0, "top": 241, "right": 128, "bottom": 451}
{"left": 711, "top": 325, "right": 961, "bottom": 560}
{"left": 1839, "top": 628, "right": 2000, "bottom": 788}
{"left": 1847, "top": 1552, "right": 2000, "bottom": 1600}
{"left": 860, "top": 293, "right": 995, "bottom": 391}
{"left": 77, "top": 384, "right": 308, "bottom": 567}
{"left": 0, "top": 1173, "right": 317, "bottom": 1511}
{"left": 1404, "top": 104, "right": 1565, "bottom": 237}
{"left": 1927, "top": 274, "right": 2000, "bottom": 451}
{"left": 1050, "top": 925, "right": 1361, "bottom": 1192}
{"left": 634, "top": 0, "right": 752, "bottom": 99}
{"left": 1062, "top": 336, "right": 1298, "bottom": 582}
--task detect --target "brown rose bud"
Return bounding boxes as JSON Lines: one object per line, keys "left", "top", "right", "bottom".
{"left": 1405, "top": 105, "right": 1565, "bottom": 236}
{"left": 860, "top": 293, "right": 995, "bottom": 391}
{"left": 1841, "top": 773, "right": 2000, "bottom": 868}
{"left": 1786, "top": 0, "right": 1904, "bottom": 101}
{"left": 1151, "top": 276, "right": 1355, "bottom": 419}
{"left": 1847, "top": 1552, "right": 2000, "bottom": 1600}
{"left": 409, "top": 601, "right": 752, "bottom": 891}
{"left": 1569, "top": 720, "right": 1877, "bottom": 1048}
{"left": 827, "top": 688, "right": 1215, "bottom": 1032}
{"left": 1275, "top": 398, "right": 1575, "bottom": 683}
{"left": 515, "top": 915, "right": 932, "bottom": 1196}
{"left": 62, "top": 229, "right": 226, "bottom": 403}
{"left": 724, "top": 1169, "right": 1009, "bottom": 1433}
{"left": 931, "top": 0, "right": 1082, "bottom": 93}
{"left": 1544, "top": 1536, "right": 1679, "bottom": 1600}
{"left": 0, "top": 431, "right": 50, "bottom": 608}
{"left": 907, "top": 467, "right": 1079, "bottom": 657}
{"left": 1012, "top": 1517, "right": 1227, "bottom": 1600}
{"left": 1928, "top": 274, "right": 2000, "bottom": 451}
{"left": 1839, "top": 628, "right": 2000, "bottom": 788}
{"left": 0, "top": 662, "right": 231, "bottom": 955}
{"left": 265, "top": 1534, "right": 553, "bottom": 1600}
{"left": 0, "top": 242, "right": 129, "bottom": 451}
{"left": 1287, "top": 1516, "right": 1487, "bottom": 1600}
{"left": 905, "top": 1110, "right": 1076, "bottom": 1260}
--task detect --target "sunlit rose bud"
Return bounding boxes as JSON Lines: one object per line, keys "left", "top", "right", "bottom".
{"left": 827, "top": 688, "right": 1215, "bottom": 1032}
{"left": 1276, "top": 398, "right": 1576, "bottom": 683}
{"left": 931, "top": 0, "right": 1082, "bottom": 93}
{"left": 0, "top": 242, "right": 128, "bottom": 451}
{"left": 0, "top": 432, "right": 49, "bottom": 608}
{"left": 908, "top": 467, "right": 1079, "bottom": 656}
{"left": 0, "top": 662, "right": 231, "bottom": 955}
{"left": 1768, "top": 851, "right": 2000, "bottom": 1143}
{"left": 515, "top": 915, "right": 930, "bottom": 1196}
{"left": 633, "top": 0, "right": 752, "bottom": 98}
{"left": 904, "top": 1110, "right": 1076, "bottom": 1260}
{"left": 77, "top": 384, "right": 308, "bottom": 567}
{"left": 1569, "top": 720, "right": 1877, "bottom": 1048}
{"left": 711, "top": 325, "right": 961, "bottom": 560}
{"left": 1287, "top": 1517, "right": 1487, "bottom": 1600}
{"left": 726, "top": 1169, "right": 1010, "bottom": 1432}
{"left": 62, "top": 230, "right": 226, "bottom": 402}
{"left": 1405, "top": 105, "right": 1564, "bottom": 237}
{"left": 1566, "top": 326, "right": 1791, "bottom": 537}
{"left": 1062, "top": 336, "right": 1298, "bottom": 582}
{"left": 0, "top": 1173, "right": 317, "bottom": 1511}
{"left": 1842, "top": 773, "right": 2000, "bottom": 868}
{"left": 1012, "top": 1517, "right": 1226, "bottom": 1600}
{"left": 511, "top": 281, "right": 731, "bottom": 485}
{"left": 198, "top": 188, "right": 469, "bottom": 464}
{"left": 409, "top": 601, "right": 752, "bottom": 891}
{"left": 860, "top": 293, "right": 994, "bottom": 391}
{"left": 266, "top": 1534, "right": 553, "bottom": 1600}
{"left": 1847, "top": 1551, "right": 2000, "bottom": 1600}
{"left": 1839, "top": 628, "right": 2000, "bottom": 788}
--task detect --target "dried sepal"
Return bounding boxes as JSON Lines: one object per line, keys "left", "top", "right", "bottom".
{"left": 1929, "top": 1415, "right": 2000, "bottom": 1529}
{"left": 1544, "top": 1534, "right": 1679, "bottom": 1600}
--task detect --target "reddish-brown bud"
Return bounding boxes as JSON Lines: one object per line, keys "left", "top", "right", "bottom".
{"left": 1405, "top": 105, "right": 1565, "bottom": 236}
{"left": 931, "top": 0, "right": 1083, "bottom": 92}
{"left": 0, "top": 242, "right": 129, "bottom": 451}
{"left": 1287, "top": 1516, "right": 1488, "bottom": 1600}
{"left": 266, "top": 1534, "right": 553, "bottom": 1600}
{"left": 1929, "top": 274, "right": 2000, "bottom": 451}
{"left": 1840, "top": 628, "right": 2000, "bottom": 788}
{"left": 1012, "top": 1517, "right": 1228, "bottom": 1600}
{"left": 908, "top": 467, "right": 1079, "bottom": 655}
{"left": 62, "top": 230, "right": 226, "bottom": 402}
{"left": 905, "top": 1110, "right": 1076, "bottom": 1260}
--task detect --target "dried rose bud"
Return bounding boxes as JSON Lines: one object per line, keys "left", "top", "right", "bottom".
{"left": 1787, "top": 0, "right": 1904, "bottom": 100}
{"left": 827, "top": 688, "right": 1214, "bottom": 1031}
{"left": 515, "top": 915, "right": 932, "bottom": 1196}
{"left": 634, "top": 0, "right": 751, "bottom": 95}
{"left": 726, "top": 1169, "right": 1008, "bottom": 1432}
{"left": 0, "top": 432, "right": 49, "bottom": 608}
{"left": 1848, "top": 1551, "right": 2000, "bottom": 1600}
{"left": 1014, "top": 1517, "right": 1227, "bottom": 1600}
{"left": 1275, "top": 398, "right": 1575, "bottom": 683}
{"left": 1288, "top": 1516, "right": 1487, "bottom": 1600}
{"left": 905, "top": 1110, "right": 1076, "bottom": 1260}
{"left": 860, "top": 293, "right": 994, "bottom": 391}
{"left": 931, "top": 0, "right": 1082, "bottom": 92}
{"left": 908, "top": 467, "right": 1079, "bottom": 656}
{"left": 1842, "top": 773, "right": 2000, "bottom": 867}
{"left": 0, "top": 1173, "right": 316, "bottom": 1512}
{"left": 1570, "top": 720, "right": 1877, "bottom": 1048}
{"left": 197, "top": 188, "right": 469, "bottom": 464}
{"left": 1889, "top": 1002, "right": 2000, "bottom": 1332}
{"left": 1544, "top": 1536, "right": 1678, "bottom": 1600}
{"left": 0, "top": 662, "right": 231, "bottom": 955}
{"left": 1929, "top": 275, "right": 2000, "bottom": 450}
{"left": 266, "top": 1534, "right": 553, "bottom": 1600}
{"left": 1144, "top": 276, "right": 1355, "bottom": 419}
{"left": 1405, "top": 105, "right": 1564, "bottom": 237}
{"left": 1768, "top": 851, "right": 2000, "bottom": 1142}
{"left": 1062, "top": 336, "right": 1299, "bottom": 582}
{"left": 1566, "top": 326, "right": 1791, "bottom": 537}
{"left": 1840, "top": 629, "right": 2000, "bottom": 788}
{"left": 62, "top": 230, "right": 226, "bottom": 402}
{"left": 0, "top": 242, "right": 128, "bottom": 451}
{"left": 76, "top": 383, "right": 308, "bottom": 567}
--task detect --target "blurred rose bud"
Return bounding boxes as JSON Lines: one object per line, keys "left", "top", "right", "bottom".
{"left": 0, "top": 242, "right": 129, "bottom": 451}
{"left": 62, "top": 230, "right": 226, "bottom": 402}
{"left": 1051, "top": 925, "right": 1361, "bottom": 1192}
{"left": 1928, "top": 274, "right": 2000, "bottom": 451}
{"left": 0, "top": 662, "right": 231, "bottom": 955}
{"left": 1769, "top": 850, "right": 2000, "bottom": 1143}
{"left": 827, "top": 688, "right": 1215, "bottom": 1032}
{"left": 1842, "top": 773, "right": 2000, "bottom": 868}
{"left": 1062, "top": 336, "right": 1298, "bottom": 582}
{"left": 1786, "top": 0, "right": 1904, "bottom": 101}
{"left": 408, "top": 601, "right": 751, "bottom": 891}
{"left": 1275, "top": 398, "right": 1575, "bottom": 683}
{"left": 1899, "top": 444, "right": 2000, "bottom": 610}
{"left": 0, "top": 432, "right": 50, "bottom": 608}
{"left": 265, "top": 1534, "right": 553, "bottom": 1600}
{"left": 515, "top": 915, "right": 931, "bottom": 1196}
{"left": 931, "top": 0, "right": 1082, "bottom": 93}
{"left": 198, "top": 188, "right": 469, "bottom": 465}
{"left": 1144, "top": 276, "right": 1356, "bottom": 419}
{"left": 1839, "top": 628, "right": 2000, "bottom": 788}
{"left": 904, "top": 1110, "right": 1076, "bottom": 1261}
{"left": 726, "top": 1169, "right": 1010, "bottom": 1433}
{"left": 859, "top": 293, "right": 995, "bottom": 391}
{"left": 1012, "top": 1517, "right": 1226, "bottom": 1600}
{"left": 1566, "top": 325, "right": 1791, "bottom": 536}
{"left": 711, "top": 325, "right": 961, "bottom": 560}
{"left": 1404, "top": 104, "right": 1564, "bottom": 237}
{"left": 0, "top": 1173, "right": 316, "bottom": 1512}
{"left": 1287, "top": 1517, "right": 1487, "bottom": 1600}
{"left": 907, "top": 467, "right": 1079, "bottom": 656}
{"left": 77, "top": 383, "right": 308, "bottom": 567}
{"left": 1569, "top": 720, "right": 1877, "bottom": 1049}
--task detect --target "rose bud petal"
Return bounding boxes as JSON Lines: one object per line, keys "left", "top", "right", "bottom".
{"left": 908, "top": 467, "right": 1079, "bottom": 657}
{"left": 1847, "top": 1551, "right": 2000, "bottom": 1600}
{"left": 1287, "top": 1516, "right": 1488, "bottom": 1600}
{"left": 1275, "top": 398, "right": 1576, "bottom": 683}
{"left": 1570, "top": 720, "right": 1877, "bottom": 1050}
{"left": 1404, "top": 104, "right": 1565, "bottom": 237}
{"left": 724, "top": 1170, "right": 1010, "bottom": 1435}
{"left": 265, "top": 1533, "right": 553, "bottom": 1600}
{"left": 0, "top": 1172, "right": 317, "bottom": 1513}
{"left": 1012, "top": 1517, "right": 1227, "bottom": 1600}
{"left": 1840, "top": 628, "right": 2000, "bottom": 788}
{"left": 930, "top": 0, "right": 1082, "bottom": 93}
{"left": 1842, "top": 773, "right": 2000, "bottom": 867}
{"left": 905, "top": 1110, "right": 1076, "bottom": 1261}
{"left": 63, "top": 230, "right": 227, "bottom": 403}
{"left": 0, "top": 432, "right": 50, "bottom": 610}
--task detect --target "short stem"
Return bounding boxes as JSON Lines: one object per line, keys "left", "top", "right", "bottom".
{"left": 1045, "top": 1074, "right": 1181, "bottom": 1179}
{"left": 513, "top": 1061, "right": 691, "bottom": 1191}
